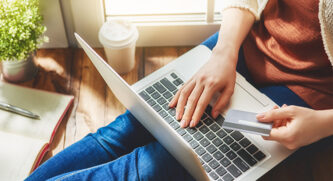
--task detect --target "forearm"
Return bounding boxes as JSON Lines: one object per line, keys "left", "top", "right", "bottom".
{"left": 213, "top": 8, "right": 255, "bottom": 61}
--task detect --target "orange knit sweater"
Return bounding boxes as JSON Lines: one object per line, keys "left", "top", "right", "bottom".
{"left": 243, "top": 0, "right": 333, "bottom": 110}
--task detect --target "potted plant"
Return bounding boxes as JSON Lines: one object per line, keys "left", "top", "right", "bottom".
{"left": 0, "top": 0, "right": 48, "bottom": 83}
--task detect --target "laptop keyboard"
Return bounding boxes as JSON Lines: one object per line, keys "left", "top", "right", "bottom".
{"left": 139, "top": 72, "right": 267, "bottom": 181}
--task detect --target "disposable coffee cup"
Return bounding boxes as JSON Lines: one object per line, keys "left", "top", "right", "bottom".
{"left": 99, "top": 19, "right": 139, "bottom": 74}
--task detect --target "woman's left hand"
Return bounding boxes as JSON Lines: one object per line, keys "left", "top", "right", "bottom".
{"left": 256, "top": 105, "right": 333, "bottom": 150}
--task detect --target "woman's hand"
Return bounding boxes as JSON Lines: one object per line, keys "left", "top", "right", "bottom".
{"left": 169, "top": 48, "right": 237, "bottom": 128}
{"left": 168, "top": 8, "right": 256, "bottom": 128}
{"left": 257, "top": 105, "right": 333, "bottom": 149}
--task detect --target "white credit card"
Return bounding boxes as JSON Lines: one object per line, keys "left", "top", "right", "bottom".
{"left": 222, "top": 109, "right": 272, "bottom": 136}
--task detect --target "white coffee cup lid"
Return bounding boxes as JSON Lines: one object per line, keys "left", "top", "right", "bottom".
{"left": 99, "top": 19, "right": 138, "bottom": 49}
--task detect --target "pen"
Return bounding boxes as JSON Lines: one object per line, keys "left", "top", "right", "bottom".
{"left": 0, "top": 101, "right": 40, "bottom": 119}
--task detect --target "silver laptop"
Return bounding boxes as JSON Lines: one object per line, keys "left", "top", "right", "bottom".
{"left": 75, "top": 33, "right": 294, "bottom": 181}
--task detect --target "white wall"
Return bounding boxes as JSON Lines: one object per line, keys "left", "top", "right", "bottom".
{"left": 39, "top": 0, "right": 68, "bottom": 48}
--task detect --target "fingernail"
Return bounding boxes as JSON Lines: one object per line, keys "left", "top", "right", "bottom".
{"left": 256, "top": 113, "right": 265, "bottom": 119}
{"left": 189, "top": 121, "right": 194, "bottom": 128}
{"left": 181, "top": 120, "right": 186, "bottom": 128}
{"left": 213, "top": 111, "right": 219, "bottom": 118}
{"left": 176, "top": 112, "right": 179, "bottom": 120}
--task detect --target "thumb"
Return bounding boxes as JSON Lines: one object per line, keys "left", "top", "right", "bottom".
{"left": 257, "top": 106, "right": 293, "bottom": 123}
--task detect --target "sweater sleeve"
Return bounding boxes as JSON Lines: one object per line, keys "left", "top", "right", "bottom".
{"left": 220, "top": 0, "right": 269, "bottom": 20}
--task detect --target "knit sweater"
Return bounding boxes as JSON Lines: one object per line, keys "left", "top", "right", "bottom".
{"left": 220, "top": 0, "right": 333, "bottom": 67}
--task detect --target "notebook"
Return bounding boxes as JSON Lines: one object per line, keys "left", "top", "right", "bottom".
{"left": 0, "top": 81, "right": 74, "bottom": 181}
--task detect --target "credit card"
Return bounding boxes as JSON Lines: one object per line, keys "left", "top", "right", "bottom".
{"left": 223, "top": 109, "right": 272, "bottom": 136}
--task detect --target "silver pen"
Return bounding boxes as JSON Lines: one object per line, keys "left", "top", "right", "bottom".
{"left": 0, "top": 101, "right": 40, "bottom": 119}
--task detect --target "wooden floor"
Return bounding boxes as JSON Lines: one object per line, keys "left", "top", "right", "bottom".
{"left": 15, "top": 47, "right": 333, "bottom": 180}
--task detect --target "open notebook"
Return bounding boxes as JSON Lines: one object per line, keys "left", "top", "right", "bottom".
{"left": 0, "top": 81, "right": 74, "bottom": 180}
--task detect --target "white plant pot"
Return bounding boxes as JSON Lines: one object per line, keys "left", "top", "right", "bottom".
{"left": 1, "top": 54, "right": 38, "bottom": 83}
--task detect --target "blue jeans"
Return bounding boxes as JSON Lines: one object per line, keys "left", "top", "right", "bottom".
{"left": 26, "top": 32, "right": 310, "bottom": 181}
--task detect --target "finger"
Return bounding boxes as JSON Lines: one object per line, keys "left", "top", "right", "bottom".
{"left": 181, "top": 85, "right": 204, "bottom": 128}
{"left": 169, "top": 86, "right": 182, "bottom": 108}
{"left": 256, "top": 107, "right": 294, "bottom": 123}
{"left": 175, "top": 81, "right": 196, "bottom": 120}
{"left": 189, "top": 87, "right": 216, "bottom": 127}
{"left": 263, "top": 126, "right": 288, "bottom": 142}
{"left": 273, "top": 119, "right": 282, "bottom": 128}
{"left": 211, "top": 87, "right": 234, "bottom": 118}
{"left": 169, "top": 77, "right": 193, "bottom": 108}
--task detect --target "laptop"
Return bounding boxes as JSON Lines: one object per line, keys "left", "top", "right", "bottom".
{"left": 75, "top": 33, "right": 294, "bottom": 181}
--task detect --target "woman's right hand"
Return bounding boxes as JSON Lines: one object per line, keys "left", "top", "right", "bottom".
{"left": 169, "top": 47, "right": 238, "bottom": 128}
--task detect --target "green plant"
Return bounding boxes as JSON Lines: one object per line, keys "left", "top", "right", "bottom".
{"left": 0, "top": 0, "right": 48, "bottom": 61}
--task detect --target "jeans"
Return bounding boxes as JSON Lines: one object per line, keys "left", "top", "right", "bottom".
{"left": 26, "top": 32, "right": 310, "bottom": 181}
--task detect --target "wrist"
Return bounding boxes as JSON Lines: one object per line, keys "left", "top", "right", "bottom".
{"left": 211, "top": 44, "right": 238, "bottom": 66}
{"left": 317, "top": 109, "right": 333, "bottom": 137}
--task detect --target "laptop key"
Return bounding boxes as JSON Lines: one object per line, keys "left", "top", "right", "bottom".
{"left": 210, "top": 123, "right": 220, "bottom": 132}
{"left": 170, "top": 122, "right": 180, "bottom": 130}
{"left": 199, "top": 126, "right": 209, "bottom": 134}
{"left": 147, "top": 99, "right": 156, "bottom": 106}
{"left": 219, "top": 144, "right": 230, "bottom": 153}
{"left": 203, "top": 117, "right": 214, "bottom": 126}
{"left": 220, "top": 157, "right": 231, "bottom": 167}
{"left": 223, "top": 136, "right": 234, "bottom": 145}
{"left": 201, "top": 113, "right": 207, "bottom": 120}
{"left": 177, "top": 128, "right": 186, "bottom": 136}
{"left": 213, "top": 151, "right": 224, "bottom": 160}
{"left": 254, "top": 151, "right": 266, "bottom": 161}
{"left": 207, "top": 144, "right": 217, "bottom": 154}
{"left": 189, "top": 140, "right": 199, "bottom": 149}
{"left": 237, "top": 149, "right": 257, "bottom": 166}
{"left": 162, "top": 91, "right": 173, "bottom": 99}
{"left": 170, "top": 73, "right": 178, "bottom": 79}
{"left": 193, "top": 132, "right": 204, "bottom": 141}
{"left": 153, "top": 104, "right": 162, "bottom": 112}
{"left": 216, "top": 130, "right": 227, "bottom": 138}
{"left": 226, "top": 151, "right": 237, "bottom": 160}
{"left": 203, "top": 164, "right": 212, "bottom": 173}
{"left": 233, "top": 157, "right": 250, "bottom": 172}
{"left": 151, "top": 92, "right": 161, "bottom": 99}
{"left": 199, "top": 138, "right": 210, "bottom": 147}
{"left": 139, "top": 91, "right": 150, "bottom": 101}
{"left": 212, "top": 138, "right": 223, "bottom": 147}
{"left": 183, "top": 133, "right": 193, "bottom": 142}
{"left": 222, "top": 173, "right": 234, "bottom": 181}
{"left": 246, "top": 145, "right": 259, "bottom": 154}
{"left": 230, "top": 131, "right": 244, "bottom": 141}
{"left": 227, "top": 164, "right": 242, "bottom": 178}
{"left": 239, "top": 138, "right": 251, "bottom": 148}
{"left": 205, "top": 105, "right": 212, "bottom": 116}
{"left": 161, "top": 78, "right": 177, "bottom": 92}
{"left": 168, "top": 109, "right": 176, "bottom": 117}
{"left": 145, "top": 86, "right": 155, "bottom": 94}
{"left": 215, "top": 115, "right": 224, "bottom": 125}
{"left": 209, "top": 172, "right": 219, "bottom": 180}
{"left": 157, "top": 97, "right": 167, "bottom": 105}
{"left": 225, "top": 129, "right": 233, "bottom": 133}
{"left": 208, "top": 159, "right": 220, "bottom": 169}
{"left": 164, "top": 116, "right": 174, "bottom": 124}
{"left": 153, "top": 82, "right": 166, "bottom": 93}
{"left": 186, "top": 127, "right": 197, "bottom": 134}
{"left": 206, "top": 132, "right": 216, "bottom": 140}
{"left": 158, "top": 110, "right": 168, "bottom": 118}
{"left": 195, "top": 146, "right": 206, "bottom": 156}
{"left": 202, "top": 153, "right": 213, "bottom": 162}
{"left": 216, "top": 166, "right": 227, "bottom": 176}
{"left": 230, "top": 142, "right": 241, "bottom": 151}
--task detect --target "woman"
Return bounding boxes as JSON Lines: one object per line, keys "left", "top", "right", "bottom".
{"left": 26, "top": 0, "right": 333, "bottom": 180}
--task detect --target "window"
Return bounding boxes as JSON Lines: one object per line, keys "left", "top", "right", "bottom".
{"left": 105, "top": 0, "right": 222, "bottom": 24}
{"left": 66, "top": 0, "right": 221, "bottom": 47}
